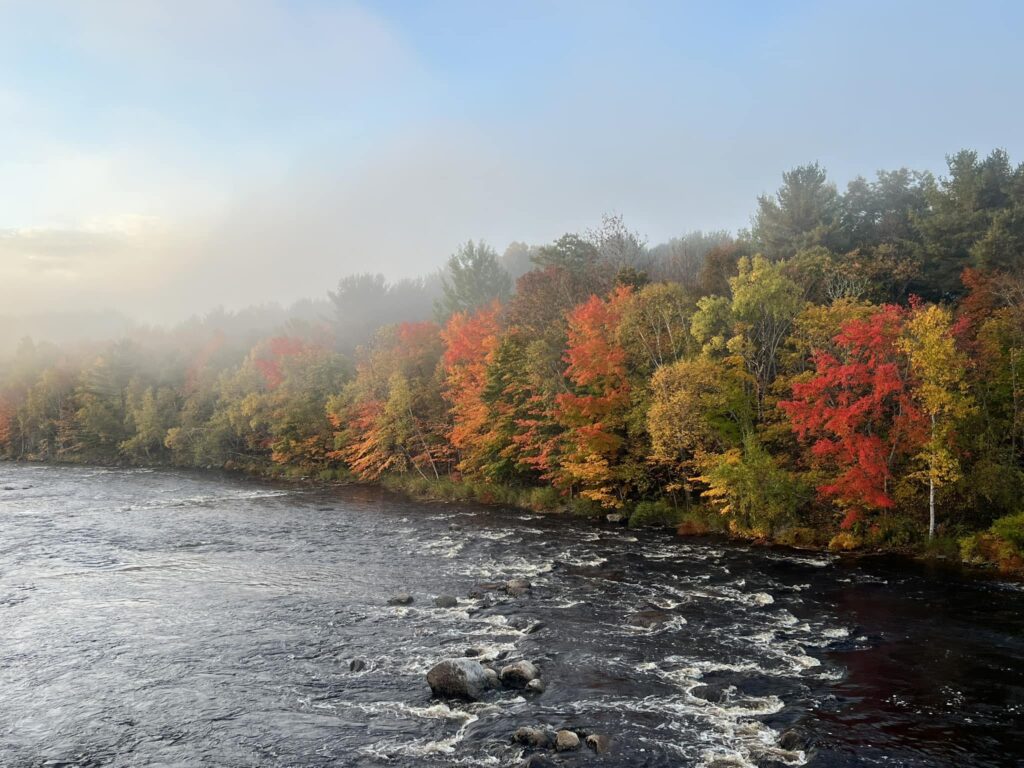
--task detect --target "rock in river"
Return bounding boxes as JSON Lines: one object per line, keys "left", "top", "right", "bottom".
{"left": 554, "top": 729, "right": 581, "bottom": 751}
{"left": 500, "top": 659, "right": 540, "bottom": 688}
{"left": 512, "top": 726, "right": 552, "bottom": 748}
{"left": 505, "top": 578, "right": 532, "bottom": 597}
{"left": 434, "top": 595, "right": 459, "bottom": 608}
{"left": 426, "top": 658, "right": 491, "bottom": 700}
{"left": 387, "top": 593, "right": 414, "bottom": 606}
{"left": 526, "top": 678, "right": 546, "bottom": 694}
{"left": 628, "top": 609, "right": 670, "bottom": 628}
{"left": 586, "top": 733, "right": 612, "bottom": 753}
{"left": 349, "top": 658, "right": 367, "bottom": 672}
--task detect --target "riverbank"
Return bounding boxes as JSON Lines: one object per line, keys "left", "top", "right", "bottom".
{"left": 371, "top": 471, "right": 1024, "bottom": 582}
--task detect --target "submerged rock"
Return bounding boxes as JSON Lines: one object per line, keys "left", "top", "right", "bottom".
{"left": 521, "top": 755, "right": 557, "bottom": 768}
{"left": 778, "top": 728, "right": 807, "bottom": 751}
{"left": 387, "top": 593, "right": 414, "bottom": 606}
{"left": 505, "top": 578, "right": 532, "bottom": 597}
{"left": 434, "top": 595, "right": 459, "bottom": 608}
{"left": 628, "top": 609, "right": 670, "bottom": 628}
{"left": 426, "top": 658, "right": 491, "bottom": 700}
{"left": 349, "top": 658, "right": 367, "bottom": 672}
{"left": 586, "top": 733, "right": 612, "bottom": 753}
{"left": 691, "top": 683, "right": 730, "bottom": 704}
{"left": 500, "top": 660, "right": 540, "bottom": 688}
{"left": 705, "top": 758, "right": 746, "bottom": 768}
{"left": 505, "top": 616, "right": 546, "bottom": 634}
{"left": 554, "top": 729, "right": 581, "bottom": 751}
{"left": 512, "top": 726, "right": 552, "bottom": 748}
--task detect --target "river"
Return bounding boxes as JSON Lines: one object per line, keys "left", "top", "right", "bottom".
{"left": 0, "top": 464, "right": 1021, "bottom": 767}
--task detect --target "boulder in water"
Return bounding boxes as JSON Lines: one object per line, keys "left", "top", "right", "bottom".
{"left": 778, "top": 728, "right": 807, "bottom": 751}
{"left": 349, "top": 658, "right": 367, "bottom": 672}
{"left": 426, "top": 658, "right": 491, "bottom": 700}
{"left": 505, "top": 578, "right": 531, "bottom": 597}
{"left": 387, "top": 593, "right": 414, "bottom": 606}
{"left": 512, "top": 726, "right": 552, "bottom": 748}
{"left": 526, "top": 678, "right": 546, "bottom": 694}
{"left": 434, "top": 595, "right": 459, "bottom": 608}
{"left": 586, "top": 733, "right": 612, "bottom": 754}
{"left": 483, "top": 667, "right": 501, "bottom": 689}
{"left": 628, "top": 609, "right": 669, "bottom": 628}
{"left": 500, "top": 660, "right": 540, "bottom": 688}
{"left": 606, "top": 513, "right": 627, "bottom": 524}
{"left": 506, "top": 616, "right": 544, "bottom": 634}
{"left": 554, "top": 729, "right": 581, "bottom": 751}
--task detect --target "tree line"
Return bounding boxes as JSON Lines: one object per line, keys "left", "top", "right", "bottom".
{"left": 2, "top": 149, "right": 1022, "bottom": 571}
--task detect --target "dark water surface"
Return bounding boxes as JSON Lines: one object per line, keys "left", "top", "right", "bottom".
{"left": 0, "top": 465, "right": 1021, "bottom": 767}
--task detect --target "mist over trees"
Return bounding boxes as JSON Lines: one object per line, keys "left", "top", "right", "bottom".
{"left": 2, "top": 148, "right": 1023, "bottom": 571}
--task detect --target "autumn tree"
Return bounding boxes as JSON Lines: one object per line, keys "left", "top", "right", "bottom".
{"left": 780, "top": 306, "right": 927, "bottom": 528}
{"left": 440, "top": 302, "right": 503, "bottom": 477}
{"left": 899, "top": 302, "right": 974, "bottom": 537}
{"left": 555, "top": 287, "right": 636, "bottom": 506}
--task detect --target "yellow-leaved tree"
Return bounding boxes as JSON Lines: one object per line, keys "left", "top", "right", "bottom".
{"left": 899, "top": 303, "right": 974, "bottom": 539}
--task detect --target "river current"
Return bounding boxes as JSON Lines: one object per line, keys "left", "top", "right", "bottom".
{"left": 0, "top": 464, "right": 1021, "bottom": 767}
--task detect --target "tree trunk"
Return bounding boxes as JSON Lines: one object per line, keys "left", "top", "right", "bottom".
{"left": 928, "top": 474, "right": 936, "bottom": 540}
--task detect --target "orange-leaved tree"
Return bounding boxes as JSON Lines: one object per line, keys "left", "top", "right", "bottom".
{"left": 555, "top": 286, "right": 634, "bottom": 507}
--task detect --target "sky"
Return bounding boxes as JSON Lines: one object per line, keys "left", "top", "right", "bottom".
{"left": 0, "top": 0, "right": 1022, "bottom": 322}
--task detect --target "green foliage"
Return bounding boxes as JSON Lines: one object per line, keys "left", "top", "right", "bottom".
{"left": 436, "top": 240, "right": 512, "bottom": 319}
{"left": 753, "top": 162, "right": 838, "bottom": 261}
{"left": 628, "top": 500, "right": 680, "bottom": 528}
{"left": 699, "top": 433, "right": 809, "bottom": 533}
{"left": 991, "top": 512, "right": 1024, "bottom": 550}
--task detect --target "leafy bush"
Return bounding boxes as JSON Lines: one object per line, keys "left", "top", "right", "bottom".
{"left": 522, "top": 486, "right": 561, "bottom": 511}
{"left": 776, "top": 526, "right": 821, "bottom": 548}
{"left": 699, "top": 434, "right": 809, "bottom": 532}
{"left": 628, "top": 500, "right": 680, "bottom": 528}
{"left": 991, "top": 511, "right": 1024, "bottom": 550}
{"left": 867, "top": 514, "right": 922, "bottom": 549}
{"left": 828, "top": 531, "right": 862, "bottom": 551}
{"left": 569, "top": 496, "right": 604, "bottom": 518}
{"left": 675, "top": 507, "right": 728, "bottom": 536}
{"left": 959, "top": 531, "right": 1024, "bottom": 574}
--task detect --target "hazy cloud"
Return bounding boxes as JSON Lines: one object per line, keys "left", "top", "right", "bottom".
{"left": 0, "top": 1, "right": 1021, "bottom": 323}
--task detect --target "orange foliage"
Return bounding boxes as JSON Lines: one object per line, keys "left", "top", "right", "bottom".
{"left": 441, "top": 302, "right": 502, "bottom": 474}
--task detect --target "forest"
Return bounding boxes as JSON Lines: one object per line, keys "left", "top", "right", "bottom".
{"left": 2, "top": 149, "right": 1023, "bottom": 573}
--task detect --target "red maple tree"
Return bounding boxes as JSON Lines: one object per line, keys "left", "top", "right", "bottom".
{"left": 780, "top": 305, "right": 927, "bottom": 526}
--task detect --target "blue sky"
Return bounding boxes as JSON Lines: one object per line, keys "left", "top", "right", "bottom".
{"left": 0, "top": 1, "right": 1021, "bottom": 319}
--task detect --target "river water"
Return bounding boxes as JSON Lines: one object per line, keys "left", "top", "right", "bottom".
{"left": 0, "top": 464, "right": 1021, "bottom": 767}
